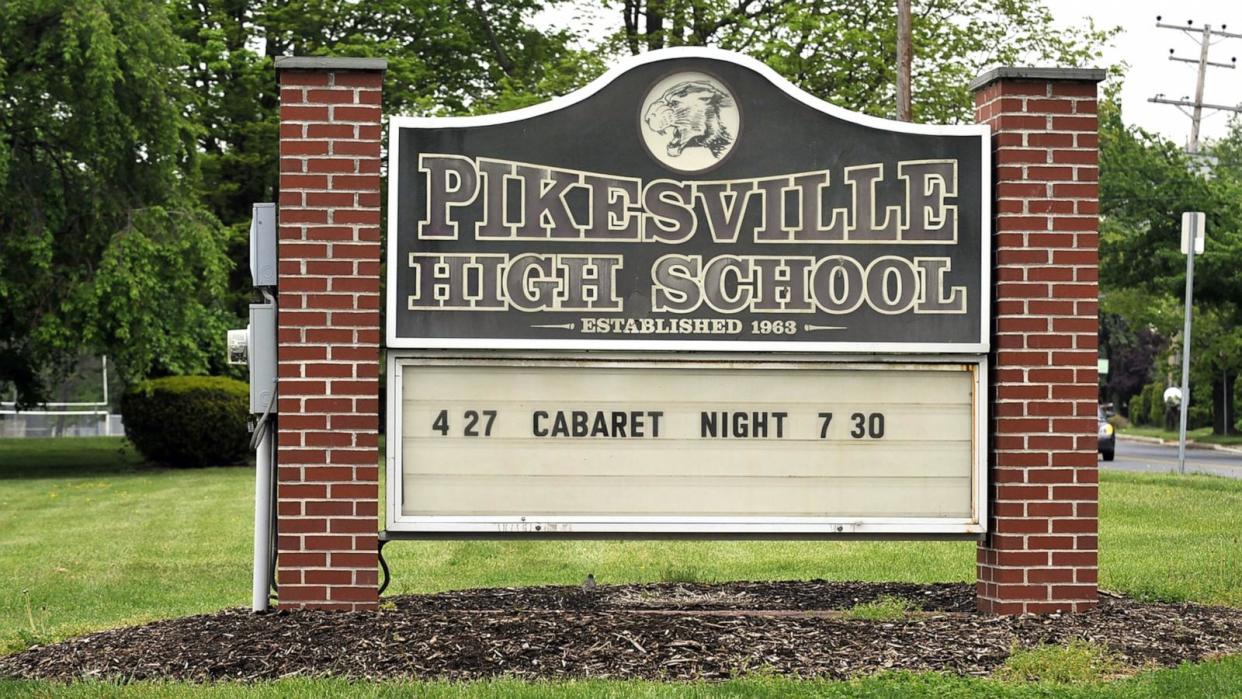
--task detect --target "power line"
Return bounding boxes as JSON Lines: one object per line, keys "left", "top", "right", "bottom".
{"left": 1147, "top": 19, "right": 1242, "bottom": 472}
{"left": 1147, "top": 16, "right": 1242, "bottom": 153}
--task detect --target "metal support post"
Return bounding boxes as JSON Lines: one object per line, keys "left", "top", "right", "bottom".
{"left": 253, "top": 422, "right": 274, "bottom": 611}
{"left": 1177, "top": 242, "right": 1195, "bottom": 474}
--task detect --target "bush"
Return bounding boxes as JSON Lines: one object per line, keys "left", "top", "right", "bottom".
{"left": 1189, "top": 401, "right": 1212, "bottom": 430}
{"left": 1129, "top": 382, "right": 1163, "bottom": 427}
{"left": 1146, "top": 382, "right": 1166, "bottom": 427}
{"left": 121, "top": 376, "right": 250, "bottom": 467}
{"left": 1129, "top": 387, "right": 1148, "bottom": 425}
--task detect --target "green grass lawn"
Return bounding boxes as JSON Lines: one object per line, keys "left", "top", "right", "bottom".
{"left": 4, "top": 656, "right": 1242, "bottom": 698}
{"left": 2, "top": 437, "right": 1241, "bottom": 696}
{"left": 1120, "top": 425, "right": 1242, "bottom": 447}
{"left": 0, "top": 438, "right": 253, "bottom": 651}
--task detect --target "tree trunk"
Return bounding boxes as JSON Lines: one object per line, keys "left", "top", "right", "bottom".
{"left": 691, "top": 2, "right": 710, "bottom": 45}
{"left": 668, "top": 1, "right": 686, "bottom": 46}
{"left": 1212, "top": 372, "right": 1236, "bottom": 435}
{"left": 623, "top": 0, "right": 641, "bottom": 54}
{"left": 646, "top": 0, "right": 666, "bottom": 50}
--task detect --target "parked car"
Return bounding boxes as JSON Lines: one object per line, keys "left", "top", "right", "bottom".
{"left": 1098, "top": 406, "right": 1115, "bottom": 461}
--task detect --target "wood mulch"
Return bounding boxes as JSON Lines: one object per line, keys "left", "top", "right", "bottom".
{"left": 2, "top": 581, "right": 1241, "bottom": 683}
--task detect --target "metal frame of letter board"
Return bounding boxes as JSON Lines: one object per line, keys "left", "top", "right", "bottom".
{"left": 382, "top": 46, "right": 991, "bottom": 542}
{"left": 385, "top": 352, "right": 987, "bottom": 539}
{"left": 384, "top": 46, "right": 992, "bottom": 355}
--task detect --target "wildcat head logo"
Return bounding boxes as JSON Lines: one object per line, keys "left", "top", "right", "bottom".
{"left": 645, "top": 82, "right": 733, "bottom": 157}
{"left": 641, "top": 72, "right": 739, "bottom": 172}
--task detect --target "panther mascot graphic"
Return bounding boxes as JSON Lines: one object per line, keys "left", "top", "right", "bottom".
{"left": 643, "top": 80, "right": 735, "bottom": 160}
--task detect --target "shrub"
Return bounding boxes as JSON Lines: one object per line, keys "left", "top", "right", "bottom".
{"left": 121, "top": 376, "right": 250, "bottom": 467}
{"left": 1131, "top": 382, "right": 1162, "bottom": 427}
{"left": 1128, "top": 386, "right": 1148, "bottom": 425}
{"left": 1189, "top": 402, "right": 1212, "bottom": 430}
{"left": 1146, "top": 382, "right": 1165, "bottom": 427}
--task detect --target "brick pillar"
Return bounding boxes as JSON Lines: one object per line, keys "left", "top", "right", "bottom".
{"left": 972, "top": 67, "right": 1106, "bottom": 615}
{"left": 274, "top": 56, "right": 386, "bottom": 610}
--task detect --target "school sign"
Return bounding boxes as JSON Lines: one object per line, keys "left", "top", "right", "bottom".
{"left": 272, "top": 51, "right": 1105, "bottom": 614}
{"left": 388, "top": 58, "right": 987, "bottom": 351}
{"left": 385, "top": 52, "right": 988, "bottom": 536}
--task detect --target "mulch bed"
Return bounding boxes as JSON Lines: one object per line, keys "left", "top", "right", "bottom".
{"left": 3, "top": 581, "right": 1241, "bottom": 683}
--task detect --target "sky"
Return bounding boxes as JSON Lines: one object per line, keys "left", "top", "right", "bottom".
{"left": 539, "top": 1, "right": 1242, "bottom": 147}
{"left": 1044, "top": 0, "right": 1242, "bottom": 146}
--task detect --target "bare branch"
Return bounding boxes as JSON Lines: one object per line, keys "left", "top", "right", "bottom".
{"left": 467, "top": 0, "right": 516, "bottom": 77}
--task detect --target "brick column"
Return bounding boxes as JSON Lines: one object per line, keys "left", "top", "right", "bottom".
{"left": 972, "top": 67, "right": 1106, "bottom": 615}
{"left": 274, "top": 56, "right": 386, "bottom": 610}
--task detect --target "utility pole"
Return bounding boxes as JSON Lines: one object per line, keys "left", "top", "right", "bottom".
{"left": 896, "top": 0, "right": 912, "bottom": 121}
{"left": 1148, "top": 17, "right": 1242, "bottom": 154}
{"left": 1147, "top": 18, "right": 1241, "bottom": 473}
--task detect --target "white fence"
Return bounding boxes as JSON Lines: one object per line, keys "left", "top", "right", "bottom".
{"left": 1, "top": 356, "right": 125, "bottom": 438}
{"left": 0, "top": 407, "right": 125, "bottom": 438}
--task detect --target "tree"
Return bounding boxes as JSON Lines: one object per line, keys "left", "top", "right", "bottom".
{"left": 170, "top": 0, "right": 606, "bottom": 324}
{"left": 171, "top": 1, "right": 604, "bottom": 260}
{"left": 1197, "top": 121, "right": 1242, "bottom": 433}
{"left": 1098, "top": 310, "right": 1166, "bottom": 415}
{"left": 1099, "top": 97, "right": 1242, "bottom": 434}
{"left": 0, "top": 0, "right": 233, "bottom": 407}
{"left": 605, "top": 0, "right": 1114, "bottom": 122}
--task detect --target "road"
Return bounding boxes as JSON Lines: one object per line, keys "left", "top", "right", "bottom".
{"left": 1106, "top": 438, "right": 1242, "bottom": 479}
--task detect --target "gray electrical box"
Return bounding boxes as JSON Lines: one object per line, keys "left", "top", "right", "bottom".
{"left": 249, "top": 302, "right": 276, "bottom": 413}
{"left": 249, "top": 203, "right": 277, "bottom": 288}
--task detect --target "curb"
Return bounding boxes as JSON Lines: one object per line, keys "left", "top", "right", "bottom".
{"left": 1117, "top": 433, "right": 1242, "bottom": 455}
{"left": 1116, "top": 434, "right": 1162, "bottom": 445}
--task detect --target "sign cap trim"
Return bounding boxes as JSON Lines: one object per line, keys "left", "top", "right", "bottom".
{"left": 388, "top": 47, "right": 988, "bottom": 138}
{"left": 969, "top": 66, "right": 1107, "bottom": 92}
{"left": 275, "top": 56, "right": 388, "bottom": 71}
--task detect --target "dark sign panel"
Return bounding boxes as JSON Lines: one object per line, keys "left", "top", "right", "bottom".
{"left": 387, "top": 50, "right": 989, "bottom": 352}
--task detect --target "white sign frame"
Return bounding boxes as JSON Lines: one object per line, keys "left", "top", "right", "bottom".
{"left": 385, "top": 352, "right": 987, "bottom": 538}
{"left": 1181, "top": 211, "right": 1205, "bottom": 255}
{"left": 384, "top": 46, "right": 992, "bottom": 355}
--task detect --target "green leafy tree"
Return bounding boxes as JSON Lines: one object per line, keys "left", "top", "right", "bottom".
{"left": 605, "top": 0, "right": 1114, "bottom": 122}
{"left": 1200, "top": 119, "right": 1242, "bottom": 432}
{"left": 169, "top": 1, "right": 606, "bottom": 323}
{"left": 1099, "top": 98, "right": 1242, "bottom": 433}
{"left": 171, "top": 0, "right": 604, "bottom": 233}
{"left": 1098, "top": 310, "right": 1166, "bottom": 415}
{"left": 0, "top": 0, "right": 233, "bottom": 407}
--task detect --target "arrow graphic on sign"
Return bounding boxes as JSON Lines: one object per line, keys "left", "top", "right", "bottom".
{"left": 531, "top": 323, "right": 576, "bottom": 330}
{"left": 804, "top": 324, "right": 847, "bottom": 332}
